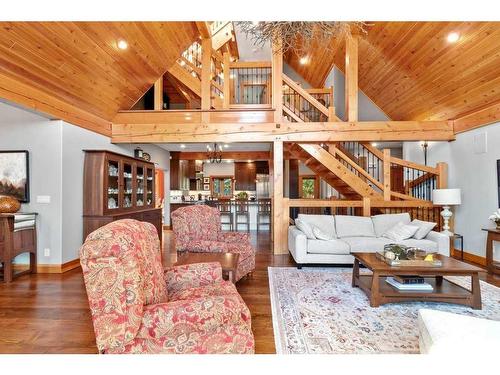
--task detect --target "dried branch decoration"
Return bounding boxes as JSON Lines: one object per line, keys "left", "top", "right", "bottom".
{"left": 236, "top": 21, "right": 369, "bottom": 56}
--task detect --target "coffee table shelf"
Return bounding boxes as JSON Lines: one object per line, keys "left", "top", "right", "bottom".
{"left": 352, "top": 253, "right": 482, "bottom": 309}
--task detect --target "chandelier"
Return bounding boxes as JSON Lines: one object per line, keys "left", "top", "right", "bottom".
{"left": 236, "top": 21, "right": 369, "bottom": 56}
{"left": 206, "top": 143, "right": 223, "bottom": 163}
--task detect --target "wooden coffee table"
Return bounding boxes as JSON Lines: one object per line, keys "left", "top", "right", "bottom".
{"left": 174, "top": 252, "right": 239, "bottom": 283}
{"left": 351, "top": 253, "right": 483, "bottom": 309}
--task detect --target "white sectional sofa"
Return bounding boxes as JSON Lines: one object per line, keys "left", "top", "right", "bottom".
{"left": 288, "top": 213, "right": 450, "bottom": 267}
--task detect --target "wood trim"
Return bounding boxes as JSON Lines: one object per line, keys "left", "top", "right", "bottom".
{"left": 453, "top": 101, "right": 500, "bottom": 134}
{"left": 61, "top": 259, "right": 81, "bottom": 273}
{"left": 111, "top": 121, "right": 455, "bottom": 143}
{"left": 345, "top": 35, "right": 359, "bottom": 121}
{"left": 0, "top": 72, "right": 111, "bottom": 136}
{"left": 437, "top": 162, "right": 448, "bottom": 189}
{"left": 282, "top": 106, "right": 303, "bottom": 123}
{"left": 451, "top": 249, "right": 487, "bottom": 267}
{"left": 36, "top": 259, "right": 81, "bottom": 274}
{"left": 154, "top": 78, "right": 163, "bottom": 111}
{"left": 272, "top": 141, "right": 286, "bottom": 254}
{"left": 282, "top": 74, "right": 330, "bottom": 117}
{"left": 390, "top": 156, "right": 440, "bottom": 174}
{"left": 196, "top": 21, "right": 211, "bottom": 39}
{"left": 223, "top": 52, "right": 231, "bottom": 109}
{"left": 201, "top": 38, "right": 212, "bottom": 112}
{"left": 286, "top": 198, "right": 435, "bottom": 209}
{"left": 177, "top": 151, "right": 270, "bottom": 160}
{"left": 229, "top": 61, "right": 272, "bottom": 68}
{"left": 272, "top": 39, "right": 283, "bottom": 123}
{"left": 333, "top": 147, "right": 384, "bottom": 189}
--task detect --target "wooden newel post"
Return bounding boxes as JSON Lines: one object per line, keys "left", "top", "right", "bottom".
{"left": 345, "top": 34, "right": 359, "bottom": 122}
{"left": 272, "top": 140, "right": 286, "bottom": 254}
{"left": 272, "top": 38, "right": 283, "bottom": 123}
{"left": 223, "top": 52, "right": 231, "bottom": 109}
{"left": 383, "top": 148, "right": 391, "bottom": 201}
{"left": 363, "top": 197, "right": 371, "bottom": 217}
{"left": 436, "top": 162, "right": 448, "bottom": 189}
{"left": 153, "top": 77, "right": 163, "bottom": 111}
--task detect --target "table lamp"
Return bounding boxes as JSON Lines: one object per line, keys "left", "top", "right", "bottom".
{"left": 432, "top": 188, "right": 461, "bottom": 236}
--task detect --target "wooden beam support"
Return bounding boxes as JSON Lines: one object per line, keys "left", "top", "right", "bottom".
{"left": 0, "top": 72, "right": 111, "bottom": 136}
{"left": 383, "top": 148, "right": 391, "bottom": 201}
{"left": 201, "top": 38, "right": 212, "bottom": 114}
{"left": 272, "top": 141, "right": 286, "bottom": 255}
{"left": 437, "top": 162, "right": 448, "bottom": 189}
{"left": 223, "top": 52, "right": 231, "bottom": 109}
{"left": 111, "top": 120, "right": 455, "bottom": 143}
{"left": 176, "top": 151, "right": 270, "bottom": 160}
{"left": 153, "top": 77, "right": 163, "bottom": 111}
{"left": 195, "top": 22, "right": 211, "bottom": 39}
{"left": 345, "top": 35, "right": 359, "bottom": 122}
{"left": 272, "top": 38, "right": 283, "bottom": 123}
{"left": 453, "top": 102, "right": 500, "bottom": 134}
{"left": 363, "top": 197, "right": 371, "bottom": 217}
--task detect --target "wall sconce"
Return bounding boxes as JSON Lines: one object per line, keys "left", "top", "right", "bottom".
{"left": 420, "top": 141, "right": 428, "bottom": 166}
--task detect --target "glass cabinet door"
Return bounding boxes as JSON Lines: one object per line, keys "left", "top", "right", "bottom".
{"left": 122, "top": 162, "right": 133, "bottom": 209}
{"left": 106, "top": 158, "right": 120, "bottom": 211}
{"left": 136, "top": 164, "right": 145, "bottom": 207}
{"left": 146, "top": 167, "right": 154, "bottom": 206}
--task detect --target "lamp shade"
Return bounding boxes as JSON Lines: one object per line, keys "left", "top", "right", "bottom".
{"left": 432, "top": 188, "right": 461, "bottom": 205}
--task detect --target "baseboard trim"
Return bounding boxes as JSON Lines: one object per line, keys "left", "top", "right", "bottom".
{"left": 36, "top": 259, "right": 81, "bottom": 274}
{"left": 163, "top": 224, "right": 172, "bottom": 230}
{"left": 451, "top": 248, "right": 486, "bottom": 267}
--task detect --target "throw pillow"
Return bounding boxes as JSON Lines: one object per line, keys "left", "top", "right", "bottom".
{"left": 295, "top": 218, "right": 316, "bottom": 239}
{"left": 312, "top": 225, "right": 334, "bottom": 241}
{"left": 383, "top": 222, "right": 420, "bottom": 242}
{"left": 411, "top": 219, "right": 437, "bottom": 240}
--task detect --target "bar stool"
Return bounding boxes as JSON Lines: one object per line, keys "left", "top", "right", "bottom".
{"left": 256, "top": 198, "right": 271, "bottom": 232}
{"left": 216, "top": 199, "right": 233, "bottom": 231}
{"left": 235, "top": 199, "right": 250, "bottom": 232}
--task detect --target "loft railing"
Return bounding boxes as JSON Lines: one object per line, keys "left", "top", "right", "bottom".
{"left": 227, "top": 61, "right": 272, "bottom": 107}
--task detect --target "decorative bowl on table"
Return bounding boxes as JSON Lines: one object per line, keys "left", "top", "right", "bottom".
{"left": 376, "top": 244, "right": 442, "bottom": 267}
{"left": 0, "top": 195, "right": 21, "bottom": 213}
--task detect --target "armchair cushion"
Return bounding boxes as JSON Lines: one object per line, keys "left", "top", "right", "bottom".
{"left": 169, "top": 280, "right": 238, "bottom": 302}
{"left": 217, "top": 231, "right": 250, "bottom": 243}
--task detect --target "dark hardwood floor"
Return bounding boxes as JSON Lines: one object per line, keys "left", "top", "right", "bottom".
{"left": 0, "top": 229, "right": 498, "bottom": 354}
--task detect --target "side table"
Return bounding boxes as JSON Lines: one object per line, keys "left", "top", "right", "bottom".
{"left": 450, "top": 233, "right": 464, "bottom": 260}
{"left": 482, "top": 228, "right": 500, "bottom": 275}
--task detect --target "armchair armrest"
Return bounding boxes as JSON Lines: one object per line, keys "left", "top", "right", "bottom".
{"left": 137, "top": 293, "right": 252, "bottom": 341}
{"left": 217, "top": 231, "right": 250, "bottom": 243}
{"left": 288, "top": 226, "right": 308, "bottom": 263}
{"left": 164, "top": 262, "right": 222, "bottom": 296}
{"left": 425, "top": 231, "right": 450, "bottom": 256}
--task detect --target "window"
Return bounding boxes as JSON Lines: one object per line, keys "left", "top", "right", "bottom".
{"left": 299, "top": 175, "right": 319, "bottom": 199}
{"left": 211, "top": 176, "right": 234, "bottom": 197}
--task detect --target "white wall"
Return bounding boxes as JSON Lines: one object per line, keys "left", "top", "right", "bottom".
{"left": 403, "top": 122, "right": 500, "bottom": 260}
{"left": 0, "top": 101, "right": 170, "bottom": 264}
{"left": 203, "top": 161, "right": 235, "bottom": 177}
{"left": 283, "top": 63, "right": 311, "bottom": 88}
{"left": 325, "top": 66, "right": 390, "bottom": 121}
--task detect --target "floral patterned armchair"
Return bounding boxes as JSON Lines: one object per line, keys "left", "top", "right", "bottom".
{"left": 171, "top": 205, "right": 256, "bottom": 282}
{"left": 79, "top": 219, "right": 254, "bottom": 354}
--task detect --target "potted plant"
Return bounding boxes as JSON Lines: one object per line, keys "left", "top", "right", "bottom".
{"left": 488, "top": 209, "right": 500, "bottom": 229}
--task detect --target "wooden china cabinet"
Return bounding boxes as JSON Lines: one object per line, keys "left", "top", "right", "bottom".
{"left": 82, "top": 150, "right": 162, "bottom": 241}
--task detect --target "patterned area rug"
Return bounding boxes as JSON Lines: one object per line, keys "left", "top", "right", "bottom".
{"left": 268, "top": 267, "right": 500, "bottom": 354}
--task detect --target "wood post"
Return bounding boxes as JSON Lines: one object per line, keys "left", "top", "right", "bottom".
{"left": 272, "top": 38, "right": 283, "bottom": 123}
{"left": 223, "top": 52, "right": 231, "bottom": 109}
{"left": 328, "top": 106, "right": 336, "bottom": 121}
{"left": 272, "top": 140, "right": 286, "bottom": 254}
{"left": 383, "top": 148, "right": 391, "bottom": 201}
{"left": 345, "top": 35, "right": 359, "bottom": 122}
{"left": 363, "top": 197, "right": 371, "bottom": 217}
{"left": 201, "top": 38, "right": 212, "bottom": 114}
{"left": 153, "top": 77, "right": 163, "bottom": 110}
{"left": 437, "top": 162, "right": 448, "bottom": 188}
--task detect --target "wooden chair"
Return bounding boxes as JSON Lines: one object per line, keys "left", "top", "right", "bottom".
{"left": 216, "top": 199, "right": 234, "bottom": 231}
{"left": 235, "top": 199, "right": 250, "bottom": 232}
{"left": 256, "top": 198, "right": 271, "bottom": 232}
{"left": 0, "top": 213, "right": 37, "bottom": 283}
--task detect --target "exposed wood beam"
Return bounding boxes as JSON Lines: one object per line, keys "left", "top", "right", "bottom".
{"left": 453, "top": 101, "right": 500, "bottom": 134}
{"left": 176, "top": 151, "right": 270, "bottom": 160}
{"left": 272, "top": 38, "right": 283, "bottom": 123}
{"left": 0, "top": 72, "right": 111, "bottom": 136}
{"left": 153, "top": 77, "right": 163, "bottom": 111}
{"left": 201, "top": 38, "right": 212, "bottom": 113}
{"left": 111, "top": 119, "right": 455, "bottom": 143}
{"left": 345, "top": 35, "right": 359, "bottom": 121}
{"left": 196, "top": 22, "right": 211, "bottom": 39}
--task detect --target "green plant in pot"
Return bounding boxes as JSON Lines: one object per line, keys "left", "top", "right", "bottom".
{"left": 236, "top": 191, "right": 248, "bottom": 200}
{"left": 488, "top": 209, "right": 500, "bottom": 230}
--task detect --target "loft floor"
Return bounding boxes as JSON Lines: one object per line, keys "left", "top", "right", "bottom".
{"left": 0, "top": 230, "right": 497, "bottom": 354}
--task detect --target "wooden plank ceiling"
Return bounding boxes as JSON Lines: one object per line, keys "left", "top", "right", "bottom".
{"left": 286, "top": 22, "right": 500, "bottom": 122}
{"left": 0, "top": 22, "right": 199, "bottom": 131}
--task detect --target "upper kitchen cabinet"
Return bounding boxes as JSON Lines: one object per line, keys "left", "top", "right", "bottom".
{"left": 235, "top": 162, "right": 257, "bottom": 191}
{"left": 255, "top": 161, "right": 269, "bottom": 174}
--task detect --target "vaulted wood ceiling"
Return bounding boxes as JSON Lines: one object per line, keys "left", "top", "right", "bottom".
{"left": 286, "top": 22, "right": 500, "bottom": 122}
{"left": 0, "top": 22, "right": 199, "bottom": 133}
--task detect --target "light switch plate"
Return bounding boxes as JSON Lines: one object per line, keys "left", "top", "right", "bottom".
{"left": 36, "top": 195, "right": 51, "bottom": 204}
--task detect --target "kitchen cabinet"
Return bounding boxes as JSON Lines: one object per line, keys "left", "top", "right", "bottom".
{"left": 255, "top": 161, "right": 269, "bottom": 174}
{"left": 170, "top": 153, "right": 189, "bottom": 190}
{"left": 235, "top": 162, "right": 257, "bottom": 191}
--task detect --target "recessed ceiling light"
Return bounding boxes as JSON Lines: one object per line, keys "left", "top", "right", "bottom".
{"left": 371, "top": 142, "right": 378, "bottom": 147}
{"left": 447, "top": 32, "right": 460, "bottom": 43}
{"left": 180, "top": 144, "right": 186, "bottom": 149}
{"left": 299, "top": 56, "right": 309, "bottom": 65}
{"left": 117, "top": 39, "right": 128, "bottom": 50}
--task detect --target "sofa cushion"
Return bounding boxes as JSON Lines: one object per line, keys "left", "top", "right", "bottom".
{"left": 397, "top": 238, "right": 438, "bottom": 253}
{"left": 342, "top": 236, "right": 393, "bottom": 252}
{"left": 312, "top": 226, "right": 335, "bottom": 241}
{"left": 298, "top": 214, "right": 336, "bottom": 239}
{"left": 411, "top": 219, "right": 437, "bottom": 240}
{"left": 335, "top": 215, "right": 376, "bottom": 238}
{"left": 307, "top": 239, "right": 351, "bottom": 255}
{"left": 383, "top": 222, "right": 419, "bottom": 241}
{"left": 295, "top": 218, "right": 316, "bottom": 239}
{"left": 371, "top": 213, "right": 411, "bottom": 237}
